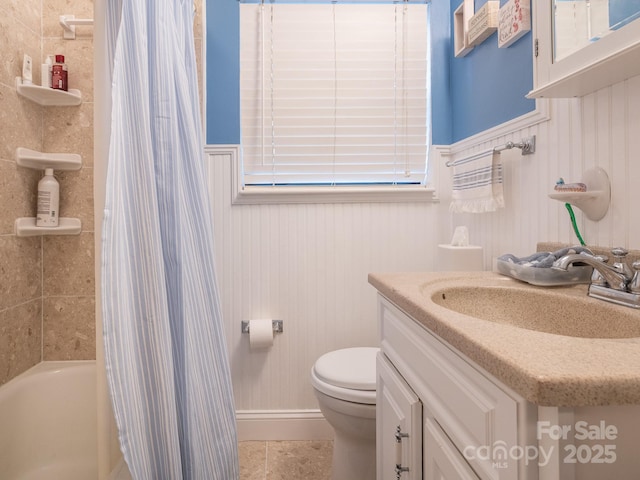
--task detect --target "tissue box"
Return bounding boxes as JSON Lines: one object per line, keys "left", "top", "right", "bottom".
{"left": 437, "top": 245, "right": 484, "bottom": 271}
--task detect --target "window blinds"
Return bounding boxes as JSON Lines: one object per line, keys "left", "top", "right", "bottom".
{"left": 239, "top": 3, "right": 429, "bottom": 187}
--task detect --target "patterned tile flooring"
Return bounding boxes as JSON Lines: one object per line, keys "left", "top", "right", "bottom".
{"left": 239, "top": 440, "right": 333, "bottom": 480}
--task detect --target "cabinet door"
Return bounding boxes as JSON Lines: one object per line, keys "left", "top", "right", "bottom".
{"left": 424, "top": 418, "right": 480, "bottom": 480}
{"left": 377, "top": 353, "right": 422, "bottom": 480}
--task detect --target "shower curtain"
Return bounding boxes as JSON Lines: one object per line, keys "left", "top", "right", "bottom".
{"left": 101, "top": 1, "right": 239, "bottom": 478}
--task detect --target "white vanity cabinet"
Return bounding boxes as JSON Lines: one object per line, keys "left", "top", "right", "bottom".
{"left": 377, "top": 295, "right": 537, "bottom": 480}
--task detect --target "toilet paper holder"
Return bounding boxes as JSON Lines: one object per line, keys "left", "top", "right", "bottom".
{"left": 241, "top": 320, "right": 284, "bottom": 334}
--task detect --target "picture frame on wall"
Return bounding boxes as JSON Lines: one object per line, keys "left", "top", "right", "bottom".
{"left": 498, "top": 0, "right": 531, "bottom": 48}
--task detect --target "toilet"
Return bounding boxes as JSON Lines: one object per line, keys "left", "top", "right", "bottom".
{"left": 311, "top": 347, "right": 379, "bottom": 480}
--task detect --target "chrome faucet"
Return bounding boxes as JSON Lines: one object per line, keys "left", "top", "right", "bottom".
{"left": 552, "top": 248, "right": 640, "bottom": 309}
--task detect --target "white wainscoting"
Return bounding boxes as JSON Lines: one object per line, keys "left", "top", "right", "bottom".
{"left": 205, "top": 150, "right": 440, "bottom": 418}
{"left": 446, "top": 76, "right": 640, "bottom": 261}
{"left": 206, "top": 75, "right": 640, "bottom": 439}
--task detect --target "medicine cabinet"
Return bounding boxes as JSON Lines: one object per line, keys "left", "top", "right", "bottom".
{"left": 528, "top": 1, "right": 640, "bottom": 98}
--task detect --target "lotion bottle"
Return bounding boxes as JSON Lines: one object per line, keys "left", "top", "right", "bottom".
{"left": 41, "top": 54, "right": 53, "bottom": 87}
{"left": 36, "top": 169, "right": 59, "bottom": 227}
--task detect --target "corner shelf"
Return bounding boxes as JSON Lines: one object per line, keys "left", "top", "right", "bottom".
{"left": 16, "top": 76, "right": 81, "bottom": 106}
{"left": 15, "top": 147, "right": 83, "bottom": 237}
{"left": 16, "top": 147, "right": 82, "bottom": 171}
{"left": 15, "top": 217, "right": 81, "bottom": 237}
{"left": 548, "top": 167, "right": 611, "bottom": 221}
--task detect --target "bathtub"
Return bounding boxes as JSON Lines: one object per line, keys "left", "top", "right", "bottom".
{"left": 0, "top": 361, "right": 115, "bottom": 480}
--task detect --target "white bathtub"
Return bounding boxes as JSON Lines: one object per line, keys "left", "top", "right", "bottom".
{"left": 0, "top": 361, "right": 99, "bottom": 480}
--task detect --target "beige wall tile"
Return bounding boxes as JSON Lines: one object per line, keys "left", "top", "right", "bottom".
{"left": 43, "top": 0, "right": 94, "bottom": 39}
{"left": 6, "top": 0, "right": 41, "bottom": 38}
{"left": 43, "top": 102, "right": 93, "bottom": 167}
{"left": 0, "top": 299, "right": 42, "bottom": 386}
{"left": 43, "top": 295, "right": 95, "bottom": 360}
{"left": 56, "top": 167, "right": 94, "bottom": 231}
{"left": 0, "top": 84, "right": 43, "bottom": 161}
{"left": 0, "top": 14, "right": 42, "bottom": 89}
{"left": 0, "top": 236, "right": 42, "bottom": 311}
{"left": 194, "top": 0, "right": 203, "bottom": 40}
{"left": 0, "top": 160, "right": 40, "bottom": 235}
{"left": 43, "top": 232, "right": 95, "bottom": 296}
{"left": 43, "top": 37, "right": 94, "bottom": 102}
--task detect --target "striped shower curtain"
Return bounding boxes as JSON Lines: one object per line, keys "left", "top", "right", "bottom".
{"left": 101, "top": 1, "right": 239, "bottom": 478}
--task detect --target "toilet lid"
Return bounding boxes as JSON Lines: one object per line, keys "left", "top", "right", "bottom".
{"left": 313, "top": 347, "right": 379, "bottom": 391}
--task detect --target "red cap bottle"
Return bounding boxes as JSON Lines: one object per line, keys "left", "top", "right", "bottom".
{"left": 51, "top": 55, "right": 68, "bottom": 91}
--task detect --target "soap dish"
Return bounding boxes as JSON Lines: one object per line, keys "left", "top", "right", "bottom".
{"left": 496, "top": 259, "right": 593, "bottom": 286}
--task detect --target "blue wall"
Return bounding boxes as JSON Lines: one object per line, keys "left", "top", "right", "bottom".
{"left": 448, "top": 0, "right": 535, "bottom": 143}
{"left": 205, "top": 0, "right": 535, "bottom": 146}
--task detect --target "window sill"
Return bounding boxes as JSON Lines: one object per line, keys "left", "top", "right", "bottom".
{"left": 232, "top": 184, "right": 438, "bottom": 205}
{"left": 205, "top": 144, "right": 439, "bottom": 205}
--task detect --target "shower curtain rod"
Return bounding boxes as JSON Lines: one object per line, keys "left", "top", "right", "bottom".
{"left": 445, "top": 135, "right": 536, "bottom": 168}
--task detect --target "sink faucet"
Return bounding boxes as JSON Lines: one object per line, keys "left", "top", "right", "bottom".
{"left": 552, "top": 251, "right": 631, "bottom": 291}
{"left": 552, "top": 248, "right": 640, "bottom": 309}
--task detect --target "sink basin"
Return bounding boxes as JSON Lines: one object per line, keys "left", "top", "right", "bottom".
{"left": 431, "top": 284, "right": 640, "bottom": 339}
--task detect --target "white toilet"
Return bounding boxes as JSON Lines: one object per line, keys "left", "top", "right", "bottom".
{"left": 311, "top": 347, "right": 379, "bottom": 480}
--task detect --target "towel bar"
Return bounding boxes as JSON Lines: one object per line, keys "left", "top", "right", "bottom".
{"left": 445, "top": 135, "right": 536, "bottom": 168}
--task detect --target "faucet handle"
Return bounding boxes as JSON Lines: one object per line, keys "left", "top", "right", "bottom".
{"left": 611, "top": 247, "right": 633, "bottom": 279}
{"left": 611, "top": 247, "right": 629, "bottom": 259}
{"left": 629, "top": 261, "right": 640, "bottom": 294}
{"left": 590, "top": 255, "right": 609, "bottom": 286}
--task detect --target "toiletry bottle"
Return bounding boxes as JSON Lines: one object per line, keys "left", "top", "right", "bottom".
{"left": 36, "top": 169, "right": 60, "bottom": 227}
{"left": 51, "top": 55, "right": 68, "bottom": 91}
{"left": 41, "top": 55, "right": 53, "bottom": 88}
{"left": 22, "top": 54, "right": 33, "bottom": 85}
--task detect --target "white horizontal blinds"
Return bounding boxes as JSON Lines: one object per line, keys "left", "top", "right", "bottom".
{"left": 240, "top": 3, "right": 429, "bottom": 186}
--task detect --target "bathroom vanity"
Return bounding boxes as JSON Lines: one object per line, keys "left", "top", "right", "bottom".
{"left": 370, "top": 272, "right": 640, "bottom": 480}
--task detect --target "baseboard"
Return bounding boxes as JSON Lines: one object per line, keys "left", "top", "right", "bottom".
{"left": 236, "top": 409, "right": 334, "bottom": 441}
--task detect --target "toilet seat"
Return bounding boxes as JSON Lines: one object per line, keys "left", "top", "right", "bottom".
{"left": 311, "top": 347, "right": 379, "bottom": 405}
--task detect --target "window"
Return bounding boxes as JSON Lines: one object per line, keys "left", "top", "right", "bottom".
{"left": 237, "top": 1, "right": 433, "bottom": 202}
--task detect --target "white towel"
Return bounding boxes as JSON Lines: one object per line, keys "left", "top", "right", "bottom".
{"left": 449, "top": 151, "right": 505, "bottom": 213}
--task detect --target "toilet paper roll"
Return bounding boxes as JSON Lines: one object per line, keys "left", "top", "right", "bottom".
{"left": 249, "top": 319, "right": 274, "bottom": 350}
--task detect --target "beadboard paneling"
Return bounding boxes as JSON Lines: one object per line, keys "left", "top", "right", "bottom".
{"left": 207, "top": 76, "right": 640, "bottom": 413}
{"left": 447, "top": 78, "right": 640, "bottom": 262}
{"left": 206, "top": 152, "right": 439, "bottom": 409}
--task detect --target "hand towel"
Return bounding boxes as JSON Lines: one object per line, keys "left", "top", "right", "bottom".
{"left": 498, "top": 246, "right": 594, "bottom": 268}
{"left": 449, "top": 151, "right": 505, "bottom": 213}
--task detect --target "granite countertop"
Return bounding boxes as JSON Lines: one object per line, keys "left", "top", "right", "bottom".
{"left": 368, "top": 271, "right": 640, "bottom": 407}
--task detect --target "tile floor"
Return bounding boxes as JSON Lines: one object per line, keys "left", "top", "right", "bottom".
{"left": 239, "top": 440, "right": 333, "bottom": 480}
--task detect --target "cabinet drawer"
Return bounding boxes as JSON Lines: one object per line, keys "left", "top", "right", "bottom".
{"left": 379, "top": 296, "right": 518, "bottom": 480}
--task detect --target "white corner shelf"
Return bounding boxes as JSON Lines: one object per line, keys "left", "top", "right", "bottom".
{"left": 548, "top": 167, "right": 611, "bottom": 221}
{"left": 15, "top": 217, "right": 81, "bottom": 237}
{"left": 16, "top": 147, "right": 82, "bottom": 171}
{"left": 16, "top": 76, "right": 81, "bottom": 106}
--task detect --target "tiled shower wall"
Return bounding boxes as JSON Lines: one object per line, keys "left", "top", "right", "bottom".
{"left": 1, "top": 0, "right": 204, "bottom": 387}
{"left": 0, "top": 0, "right": 95, "bottom": 386}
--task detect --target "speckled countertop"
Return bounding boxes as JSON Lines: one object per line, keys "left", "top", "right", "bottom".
{"left": 368, "top": 271, "right": 640, "bottom": 407}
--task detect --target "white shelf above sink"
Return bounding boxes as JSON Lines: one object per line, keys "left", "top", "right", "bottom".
{"left": 16, "top": 147, "right": 82, "bottom": 171}
{"left": 16, "top": 77, "right": 81, "bottom": 106}
{"left": 15, "top": 217, "right": 81, "bottom": 237}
